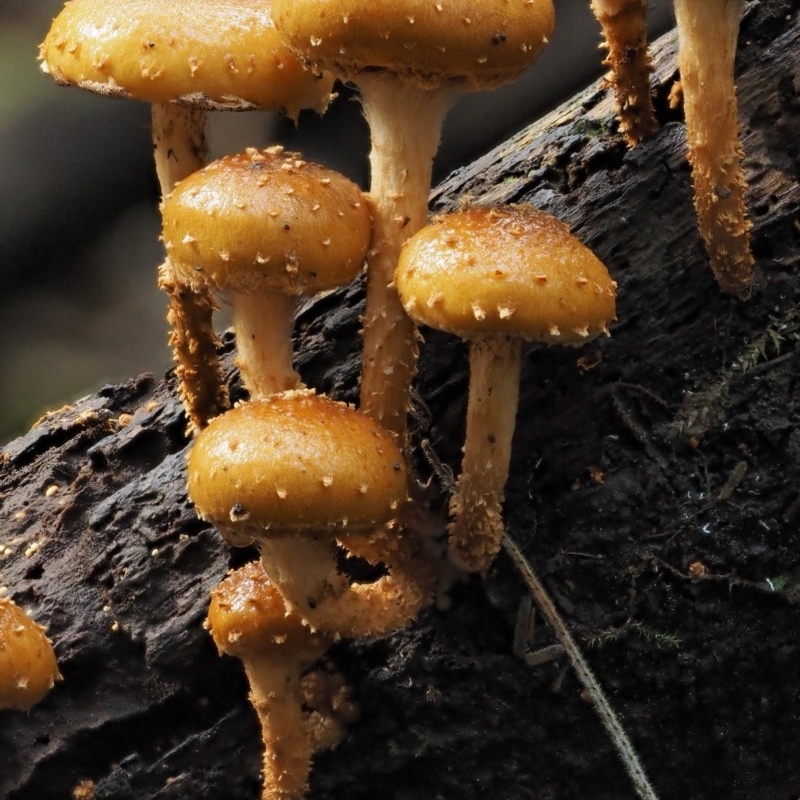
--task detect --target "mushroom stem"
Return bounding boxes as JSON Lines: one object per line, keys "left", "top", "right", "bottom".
{"left": 158, "top": 260, "right": 229, "bottom": 431}
{"left": 151, "top": 103, "right": 208, "bottom": 195}
{"left": 244, "top": 655, "right": 324, "bottom": 800}
{"left": 260, "top": 530, "right": 434, "bottom": 638}
{"left": 152, "top": 102, "right": 229, "bottom": 429}
{"left": 448, "top": 336, "right": 523, "bottom": 572}
{"left": 358, "top": 78, "right": 452, "bottom": 447}
{"left": 590, "top": 0, "right": 658, "bottom": 145}
{"left": 231, "top": 291, "right": 302, "bottom": 399}
{"left": 206, "top": 562, "right": 334, "bottom": 800}
{"left": 258, "top": 535, "right": 349, "bottom": 619}
{"left": 673, "top": 0, "right": 753, "bottom": 296}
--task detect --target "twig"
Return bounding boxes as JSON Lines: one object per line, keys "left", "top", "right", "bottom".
{"left": 501, "top": 532, "right": 660, "bottom": 800}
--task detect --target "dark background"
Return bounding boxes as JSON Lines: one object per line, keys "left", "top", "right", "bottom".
{"left": 0, "top": 0, "right": 673, "bottom": 440}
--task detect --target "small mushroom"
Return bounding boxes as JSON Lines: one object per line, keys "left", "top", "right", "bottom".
{"left": 39, "top": 0, "right": 336, "bottom": 429}
{"left": 272, "top": 0, "right": 555, "bottom": 448}
{"left": 672, "top": 0, "right": 753, "bottom": 296}
{"left": 0, "top": 597, "right": 61, "bottom": 711}
{"left": 206, "top": 560, "right": 341, "bottom": 800}
{"left": 161, "top": 147, "right": 372, "bottom": 400}
{"left": 187, "top": 390, "right": 434, "bottom": 636}
{"left": 590, "top": 0, "right": 658, "bottom": 145}
{"left": 395, "top": 205, "right": 617, "bottom": 572}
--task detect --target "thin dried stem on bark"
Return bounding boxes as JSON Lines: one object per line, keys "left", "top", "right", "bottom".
{"left": 501, "top": 533, "right": 660, "bottom": 800}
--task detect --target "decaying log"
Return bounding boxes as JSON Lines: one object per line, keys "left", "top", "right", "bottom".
{"left": 2, "top": 3, "right": 800, "bottom": 798}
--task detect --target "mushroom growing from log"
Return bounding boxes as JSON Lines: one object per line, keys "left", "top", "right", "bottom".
{"left": 187, "top": 390, "right": 434, "bottom": 636}
{"left": 0, "top": 597, "right": 61, "bottom": 712}
{"left": 589, "top": 0, "right": 658, "bottom": 145}
{"left": 272, "top": 0, "right": 555, "bottom": 449}
{"left": 672, "top": 0, "right": 753, "bottom": 296}
{"left": 39, "top": 0, "right": 335, "bottom": 429}
{"left": 206, "top": 560, "right": 347, "bottom": 800}
{"left": 161, "top": 147, "right": 372, "bottom": 401}
{"left": 395, "top": 205, "right": 617, "bottom": 572}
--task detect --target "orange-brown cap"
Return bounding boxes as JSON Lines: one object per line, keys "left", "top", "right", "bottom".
{"left": 395, "top": 205, "right": 617, "bottom": 345}
{"left": 206, "top": 561, "right": 323, "bottom": 657}
{"left": 39, "top": 0, "right": 334, "bottom": 116}
{"left": 162, "top": 147, "right": 372, "bottom": 297}
{"left": 187, "top": 391, "right": 407, "bottom": 540}
{"left": 272, "top": 0, "right": 555, "bottom": 90}
{"left": 0, "top": 598, "right": 61, "bottom": 711}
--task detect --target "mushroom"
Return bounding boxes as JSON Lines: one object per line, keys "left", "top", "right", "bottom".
{"left": 39, "top": 0, "right": 336, "bottom": 429}
{"left": 590, "top": 0, "right": 658, "bottom": 145}
{"left": 161, "top": 146, "right": 372, "bottom": 400}
{"left": 672, "top": 0, "right": 753, "bottom": 296}
{"left": 206, "top": 560, "right": 345, "bottom": 800}
{"left": 395, "top": 205, "right": 617, "bottom": 572}
{"left": 187, "top": 390, "right": 434, "bottom": 636}
{"left": 0, "top": 597, "right": 61, "bottom": 711}
{"left": 271, "top": 0, "right": 555, "bottom": 447}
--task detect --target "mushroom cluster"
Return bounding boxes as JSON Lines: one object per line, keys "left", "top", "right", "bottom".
{"left": 271, "top": 0, "right": 557, "bottom": 448}
{"left": 35, "top": 1, "right": 639, "bottom": 797}
{"left": 159, "top": 142, "right": 435, "bottom": 795}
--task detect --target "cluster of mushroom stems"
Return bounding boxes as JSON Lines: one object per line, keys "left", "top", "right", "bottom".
{"left": 590, "top": 0, "right": 753, "bottom": 296}
{"left": 20, "top": 0, "right": 758, "bottom": 796}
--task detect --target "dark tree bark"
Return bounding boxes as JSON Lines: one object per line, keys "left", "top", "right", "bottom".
{"left": 2, "top": 2, "right": 800, "bottom": 798}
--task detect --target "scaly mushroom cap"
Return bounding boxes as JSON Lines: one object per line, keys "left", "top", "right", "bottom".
{"left": 39, "top": 0, "right": 334, "bottom": 115}
{"left": 395, "top": 205, "right": 617, "bottom": 345}
{"left": 162, "top": 147, "right": 372, "bottom": 297}
{"left": 272, "top": 0, "right": 554, "bottom": 90}
{"left": 187, "top": 390, "right": 407, "bottom": 543}
{"left": 0, "top": 597, "right": 61, "bottom": 711}
{"left": 207, "top": 561, "right": 326, "bottom": 657}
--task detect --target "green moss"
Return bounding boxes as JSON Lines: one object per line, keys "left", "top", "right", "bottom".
{"left": 571, "top": 118, "right": 606, "bottom": 139}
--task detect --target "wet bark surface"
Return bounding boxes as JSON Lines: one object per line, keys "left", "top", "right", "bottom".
{"left": 2, "top": 2, "right": 800, "bottom": 798}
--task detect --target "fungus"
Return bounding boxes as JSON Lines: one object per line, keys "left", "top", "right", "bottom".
{"left": 0, "top": 597, "right": 61, "bottom": 711}
{"left": 272, "top": 0, "right": 555, "bottom": 447}
{"left": 161, "top": 148, "right": 372, "bottom": 400}
{"left": 188, "top": 390, "right": 434, "bottom": 636}
{"left": 206, "top": 560, "right": 345, "bottom": 800}
{"left": 673, "top": 0, "right": 753, "bottom": 296}
{"left": 39, "top": 0, "right": 335, "bottom": 429}
{"left": 395, "top": 205, "right": 616, "bottom": 572}
{"left": 589, "top": 0, "right": 658, "bottom": 145}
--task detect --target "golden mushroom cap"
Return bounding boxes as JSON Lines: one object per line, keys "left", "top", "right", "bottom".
{"left": 162, "top": 147, "right": 372, "bottom": 296}
{"left": 39, "top": 0, "right": 334, "bottom": 115}
{"left": 272, "top": 0, "right": 555, "bottom": 90}
{"left": 187, "top": 391, "right": 407, "bottom": 541}
{"left": 395, "top": 205, "right": 617, "bottom": 345}
{"left": 0, "top": 598, "right": 61, "bottom": 711}
{"left": 206, "top": 561, "right": 324, "bottom": 657}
